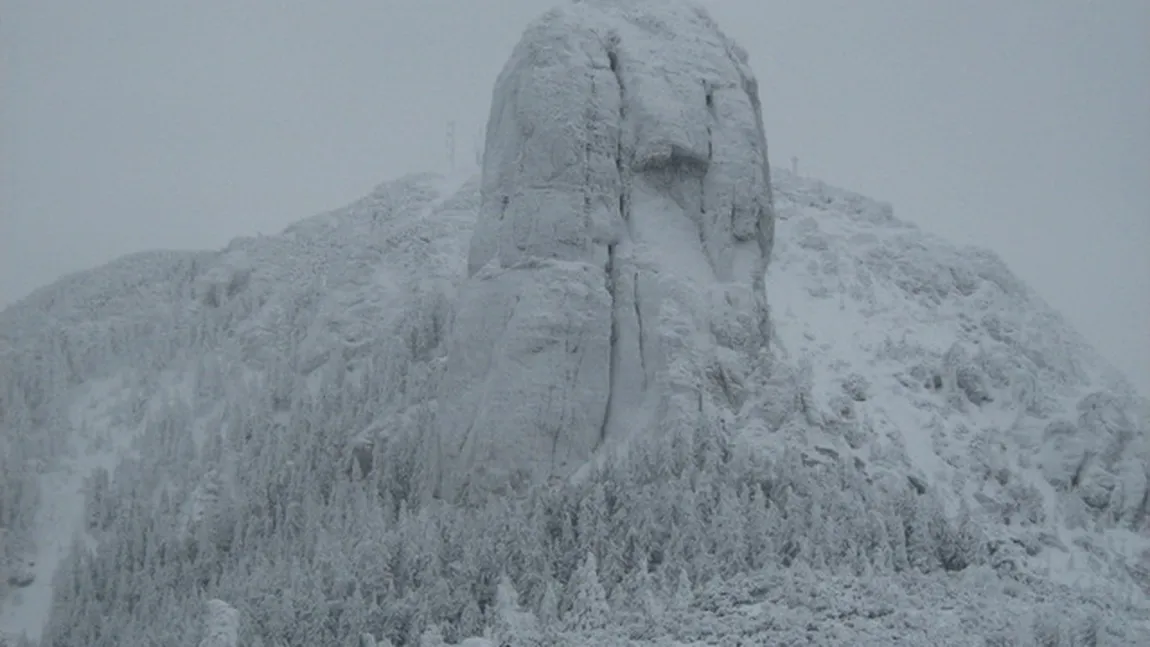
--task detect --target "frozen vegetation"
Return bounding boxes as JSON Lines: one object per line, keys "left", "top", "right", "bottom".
{"left": 2, "top": 0, "right": 1149, "bottom": 645}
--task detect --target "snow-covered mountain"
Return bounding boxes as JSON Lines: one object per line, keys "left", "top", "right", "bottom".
{"left": 3, "top": 0, "right": 1149, "bottom": 645}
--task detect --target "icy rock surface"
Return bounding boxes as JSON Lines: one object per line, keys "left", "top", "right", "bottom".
{"left": 434, "top": 0, "right": 775, "bottom": 499}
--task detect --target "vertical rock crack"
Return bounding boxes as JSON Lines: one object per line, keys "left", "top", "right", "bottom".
{"left": 598, "top": 32, "right": 629, "bottom": 447}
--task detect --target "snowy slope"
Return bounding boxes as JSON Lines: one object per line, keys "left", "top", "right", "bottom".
{"left": 772, "top": 168, "right": 1150, "bottom": 588}
{"left": 0, "top": 171, "right": 479, "bottom": 643}
{"left": 765, "top": 169, "right": 1150, "bottom": 598}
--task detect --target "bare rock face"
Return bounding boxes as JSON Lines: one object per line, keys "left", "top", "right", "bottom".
{"left": 433, "top": 0, "right": 776, "bottom": 500}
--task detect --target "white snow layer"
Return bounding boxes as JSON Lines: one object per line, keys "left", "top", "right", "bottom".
{"left": 435, "top": 0, "right": 774, "bottom": 500}
{"left": 2, "top": 0, "right": 1150, "bottom": 640}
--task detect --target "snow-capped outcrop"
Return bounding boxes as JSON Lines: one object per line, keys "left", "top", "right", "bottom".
{"left": 433, "top": 0, "right": 775, "bottom": 499}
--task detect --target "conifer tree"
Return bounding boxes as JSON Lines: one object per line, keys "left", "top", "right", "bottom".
{"left": 628, "top": 553, "right": 663, "bottom": 623}
{"left": 536, "top": 576, "right": 560, "bottom": 628}
{"left": 198, "top": 599, "right": 239, "bottom": 647}
{"left": 743, "top": 484, "right": 772, "bottom": 570}
{"left": 869, "top": 509, "right": 893, "bottom": 572}
{"left": 903, "top": 493, "right": 940, "bottom": 573}
{"left": 457, "top": 596, "right": 485, "bottom": 640}
{"left": 711, "top": 482, "right": 746, "bottom": 576}
{"left": 492, "top": 572, "right": 540, "bottom": 645}
{"left": 564, "top": 552, "right": 609, "bottom": 632}
{"left": 938, "top": 498, "right": 983, "bottom": 572}
{"left": 668, "top": 567, "right": 694, "bottom": 615}
{"left": 418, "top": 623, "right": 446, "bottom": 647}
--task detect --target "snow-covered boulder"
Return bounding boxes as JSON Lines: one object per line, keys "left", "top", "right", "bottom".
{"left": 433, "top": 0, "right": 776, "bottom": 499}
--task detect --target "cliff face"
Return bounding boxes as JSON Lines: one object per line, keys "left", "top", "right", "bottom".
{"left": 434, "top": 0, "right": 776, "bottom": 500}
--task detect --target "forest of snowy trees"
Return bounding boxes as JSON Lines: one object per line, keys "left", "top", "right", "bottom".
{"left": 3, "top": 335, "right": 1049, "bottom": 646}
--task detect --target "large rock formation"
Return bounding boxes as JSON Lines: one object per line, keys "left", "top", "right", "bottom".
{"left": 433, "top": 0, "right": 776, "bottom": 499}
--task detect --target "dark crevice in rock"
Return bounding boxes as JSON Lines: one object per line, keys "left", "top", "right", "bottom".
{"left": 1132, "top": 486, "right": 1150, "bottom": 529}
{"left": 1070, "top": 452, "right": 1093, "bottom": 490}
{"left": 598, "top": 31, "right": 629, "bottom": 449}
{"left": 549, "top": 373, "right": 564, "bottom": 472}
{"left": 699, "top": 185, "right": 709, "bottom": 259}
{"left": 724, "top": 49, "right": 775, "bottom": 350}
{"left": 633, "top": 146, "right": 710, "bottom": 177}
{"left": 713, "top": 363, "right": 736, "bottom": 406}
{"left": 455, "top": 415, "right": 475, "bottom": 481}
{"left": 584, "top": 74, "right": 595, "bottom": 216}
{"left": 600, "top": 243, "right": 619, "bottom": 447}
{"left": 907, "top": 474, "right": 928, "bottom": 495}
{"left": 741, "top": 71, "right": 774, "bottom": 263}
{"left": 633, "top": 271, "right": 647, "bottom": 390}
{"left": 607, "top": 32, "right": 629, "bottom": 232}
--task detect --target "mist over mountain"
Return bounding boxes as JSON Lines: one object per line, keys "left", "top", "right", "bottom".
{"left": 3, "top": 1, "right": 1149, "bottom": 645}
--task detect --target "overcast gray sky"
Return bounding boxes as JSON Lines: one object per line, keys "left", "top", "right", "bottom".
{"left": 2, "top": 0, "right": 1147, "bottom": 394}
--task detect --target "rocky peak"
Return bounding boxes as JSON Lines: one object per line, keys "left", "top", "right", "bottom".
{"left": 433, "top": 0, "right": 776, "bottom": 500}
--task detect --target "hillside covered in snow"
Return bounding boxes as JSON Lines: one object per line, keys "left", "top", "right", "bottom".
{"left": 3, "top": 1, "right": 1150, "bottom": 645}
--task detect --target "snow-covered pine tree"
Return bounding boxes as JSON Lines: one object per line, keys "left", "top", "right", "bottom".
{"left": 457, "top": 596, "right": 485, "bottom": 641}
{"left": 492, "top": 572, "right": 540, "bottom": 645}
{"left": 198, "top": 599, "right": 239, "bottom": 647}
{"left": 867, "top": 508, "right": 893, "bottom": 573}
{"left": 938, "top": 498, "right": 984, "bottom": 571}
{"left": 536, "top": 575, "right": 560, "bottom": 628}
{"left": 898, "top": 489, "right": 940, "bottom": 573}
{"left": 710, "top": 481, "right": 746, "bottom": 577}
{"left": 418, "top": 622, "right": 446, "bottom": 647}
{"left": 576, "top": 484, "right": 609, "bottom": 569}
{"left": 564, "top": 552, "right": 610, "bottom": 632}
{"left": 668, "top": 567, "right": 694, "bottom": 615}
{"left": 742, "top": 483, "right": 771, "bottom": 570}
{"left": 617, "top": 552, "right": 661, "bottom": 624}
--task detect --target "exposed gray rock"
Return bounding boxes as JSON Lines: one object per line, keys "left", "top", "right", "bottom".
{"left": 433, "top": 0, "right": 775, "bottom": 499}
